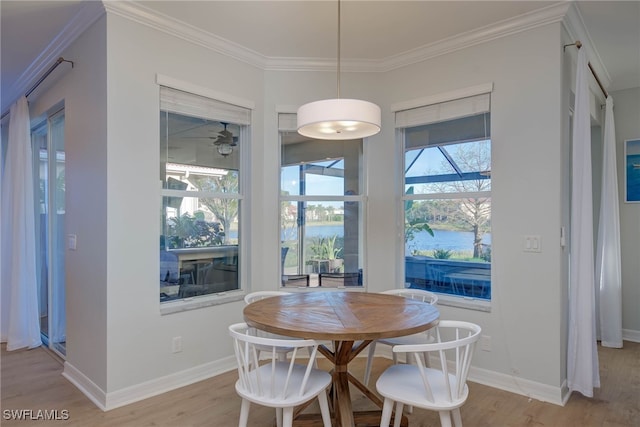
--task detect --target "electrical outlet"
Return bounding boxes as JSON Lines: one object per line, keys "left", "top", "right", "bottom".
{"left": 172, "top": 336, "right": 182, "bottom": 353}
{"left": 480, "top": 335, "right": 492, "bottom": 352}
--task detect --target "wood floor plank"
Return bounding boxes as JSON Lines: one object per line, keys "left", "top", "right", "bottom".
{"left": 2, "top": 342, "right": 638, "bottom": 426}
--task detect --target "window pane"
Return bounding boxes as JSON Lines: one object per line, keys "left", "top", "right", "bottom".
{"left": 404, "top": 197, "right": 491, "bottom": 299}
{"left": 160, "top": 196, "right": 240, "bottom": 301}
{"left": 160, "top": 111, "right": 240, "bottom": 190}
{"left": 280, "top": 120, "right": 364, "bottom": 289}
{"left": 281, "top": 136, "right": 362, "bottom": 196}
{"left": 160, "top": 97, "right": 244, "bottom": 303}
{"left": 280, "top": 200, "right": 363, "bottom": 288}
{"left": 405, "top": 140, "right": 491, "bottom": 194}
{"left": 402, "top": 105, "right": 491, "bottom": 300}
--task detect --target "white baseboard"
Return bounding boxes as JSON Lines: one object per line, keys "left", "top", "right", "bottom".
{"left": 468, "top": 366, "right": 566, "bottom": 406}
{"left": 623, "top": 329, "right": 640, "bottom": 343}
{"left": 62, "top": 362, "right": 107, "bottom": 411}
{"left": 63, "top": 357, "right": 237, "bottom": 411}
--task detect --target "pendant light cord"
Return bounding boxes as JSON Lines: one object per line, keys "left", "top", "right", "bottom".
{"left": 337, "top": 0, "right": 341, "bottom": 99}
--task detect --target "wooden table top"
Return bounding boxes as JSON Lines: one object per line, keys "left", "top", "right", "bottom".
{"left": 243, "top": 291, "right": 440, "bottom": 341}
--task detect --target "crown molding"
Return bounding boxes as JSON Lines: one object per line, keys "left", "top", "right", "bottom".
{"left": 105, "top": 1, "right": 574, "bottom": 74}
{"left": 562, "top": 2, "right": 611, "bottom": 90}
{"left": 376, "top": 2, "right": 572, "bottom": 72}
{"left": 2, "top": 0, "right": 105, "bottom": 113}
{"left": 264, "top": 2, "right": 573, "bottom": 73}
{"left": 103, "top": 1, "right": 268, "bottom": 70}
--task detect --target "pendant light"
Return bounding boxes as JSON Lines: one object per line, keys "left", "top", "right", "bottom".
{"left": 297, "top": 0, "right": 381, "bottom": 140}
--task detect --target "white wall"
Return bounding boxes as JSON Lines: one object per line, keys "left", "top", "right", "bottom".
{"left": 378, "top": 24, "right": 567, "bottom": 393}
{"left": 31, "top": 16, "right": 109, "bottom": 392}
{"left": 102, "top": 12, "right": 265, "bottom": 395}
{"left": 611, "top": 87, "right": 640, "bottom": 339}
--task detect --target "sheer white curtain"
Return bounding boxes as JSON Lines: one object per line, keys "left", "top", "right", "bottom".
{"left": 596, "top": 96, "right": 623, "bottom": 348}
{"left": 0, "top": 96, "right": 41, "bottom": 350}
{"left": 567, "top": 48, "right": 600, "bottom": 397}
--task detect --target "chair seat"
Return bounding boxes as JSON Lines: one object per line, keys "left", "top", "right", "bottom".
{"left": 376, "top": 364, "right": 468, "bottom": 410}
{"left": 236, "top": 361, "right": 332, "bottom": 407}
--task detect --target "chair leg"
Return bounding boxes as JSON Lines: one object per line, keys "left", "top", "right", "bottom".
{"left": 452, "top": 408, "right": 463, "bottom": 427}
{"left": 317, "top": 390, "right": 332, "bottom": 427}
{"left": 238, "top": 399, "right": 250, "bottom": 427}
{"left": 282, "top": 407, "right": 294, "bottom": 427}
{"left": 422, "top": 350, "right": 432, "bottom": 368}
{"left": 276, "top": 407, "right": 283, "bottom": 427}
{"left": 380, "top": 398, "right": 393, "bottom": 427}
{"left": 393, "top": 402, "right": 404, "bottom": 427}
{"left": 438, "top": 410, "right": 453, "bottom": 427}
{"left": 364, "top": 341, "right": 377, "bottom": 386}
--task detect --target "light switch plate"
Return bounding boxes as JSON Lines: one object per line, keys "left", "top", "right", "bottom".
{"left": 524, "top": 235, "right": 541, "bottom": 253}
{"left": 67, "top": 234, "right": 77, "bottom": 250}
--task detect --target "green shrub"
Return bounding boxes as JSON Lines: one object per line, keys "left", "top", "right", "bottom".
{"left": 432, "top": 248, "right": 452, "bottom": 259}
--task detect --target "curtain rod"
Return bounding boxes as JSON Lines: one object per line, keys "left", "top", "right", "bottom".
{"left": 1, "top": 57, "right": 74, "bottom": 120}
{"left": 563, "top": 40, "right": 608, "bottom": 99}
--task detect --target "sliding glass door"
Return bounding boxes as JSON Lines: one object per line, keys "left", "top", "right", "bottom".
{"left": 32, "top": 108, "right": 66, "bottom": 357}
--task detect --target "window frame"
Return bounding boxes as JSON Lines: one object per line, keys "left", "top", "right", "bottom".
{"left": 157, "top": 76, "right": 253, "bottom": 313}
{"left": 394, "top": 85, "right": 493, "bottom": 311}
{"left": 278, "top": 112, "right": 367, "bottom": 290}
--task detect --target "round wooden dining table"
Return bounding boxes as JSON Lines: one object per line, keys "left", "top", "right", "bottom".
{"left": 243, "top": 291, "right": 440, "bottom": 427}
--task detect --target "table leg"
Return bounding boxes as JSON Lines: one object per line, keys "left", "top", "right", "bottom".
{"left": 293, "top": 340, "right": 407, "bottom": 427}
{"left": 333, "top": 340, "right": 356, "bottom": 427}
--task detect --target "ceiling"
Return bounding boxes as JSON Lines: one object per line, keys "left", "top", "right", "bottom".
{"left": 2, "top": 1, "right": 639, "bottom": 114}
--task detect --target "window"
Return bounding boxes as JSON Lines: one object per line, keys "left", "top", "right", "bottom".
{"left": 160, "top": 85, "right": 249, "bottom": 302}
{"left": 279, "top": 113, "right": 365, "bottom": 288}
{"left": 396, "top": 90, "right": 492, "bottom": 301}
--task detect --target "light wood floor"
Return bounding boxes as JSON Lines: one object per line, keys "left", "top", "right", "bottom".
{"left": 2, "top": 341, "right": 638, "bottom": 426}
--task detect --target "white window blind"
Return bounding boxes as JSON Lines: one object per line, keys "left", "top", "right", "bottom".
{"left": 278, "top": 113, "right": 297, "bottom": 132}
{"left": 395, "top": 93, "right": 490, "bottom": 129}
{"left": 160, "top": 86, "right": 251, "bottom": 125}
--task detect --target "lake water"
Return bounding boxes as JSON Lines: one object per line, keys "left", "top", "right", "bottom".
{"left": 407, "top": 228, "right": 491, "bottom": 252}
{"left": 280, "top": 224, "right": 491, "bottom": 252}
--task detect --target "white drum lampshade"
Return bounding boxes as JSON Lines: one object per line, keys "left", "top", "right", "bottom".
{"left": 297, "top": 98, "right": 381, "bottom": 140}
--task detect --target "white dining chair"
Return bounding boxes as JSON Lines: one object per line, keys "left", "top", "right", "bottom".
{"left": 244, "top": 291, "right": 295, "bottom": 361}
{"left": 363, "top": 288, "right": 439, "bottom": 386}
{"left": 245, "top": 290, "right": 332, "bottom": 362}
{"left": 229, "top": 322, "right": 332, "bottom": 427}
{"left": 244, "top": 290, "right": 291, "bottom": 305}
{"left": 376, "top": 320, "right": 481, "bottom": 427}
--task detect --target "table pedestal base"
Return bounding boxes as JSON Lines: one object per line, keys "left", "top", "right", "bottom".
{"left": 291, "top": 341, "right": 407, "bottom": 427}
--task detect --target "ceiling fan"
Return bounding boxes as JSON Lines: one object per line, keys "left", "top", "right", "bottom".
{"left": 211, "top": 122, "right": 237, "bottom": 157}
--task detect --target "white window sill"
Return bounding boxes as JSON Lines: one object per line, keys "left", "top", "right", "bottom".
{"left": 160, "top": 290, "right": 244, "bottom": 315}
